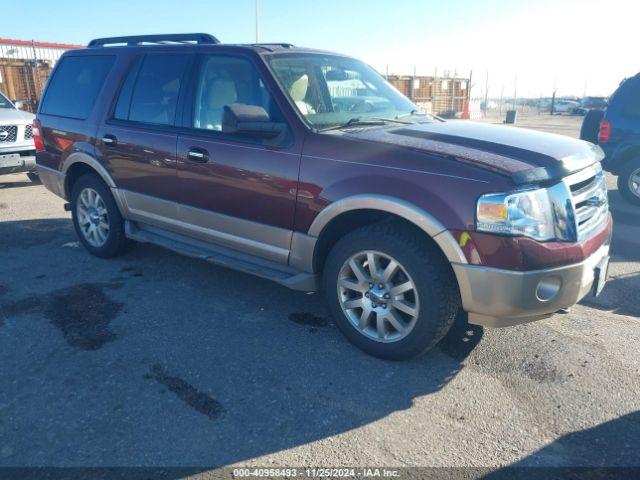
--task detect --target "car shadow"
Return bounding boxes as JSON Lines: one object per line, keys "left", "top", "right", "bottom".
{"left": 484, "top": 410, "right": 640, "bottom": 478}
{"left": 0, "top": 177, "right": 36, "bottom": 190}
{"left": 581, "top": 271, "right": 640, "bottom": 318}
{"left": 0, "top": 218, "right": 484, "bottom": 472}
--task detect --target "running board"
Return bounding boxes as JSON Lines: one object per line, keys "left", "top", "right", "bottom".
{"left": 125, "top": 221, "right": 319, "bottom": 291}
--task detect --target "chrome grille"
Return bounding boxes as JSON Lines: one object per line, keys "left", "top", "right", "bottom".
{"left": 24, "top": 124, "right": 33, "bottom": 140}
{"left": 565, "top": 165, "right": 608, "bottom": 240}
{"left": 0, "top": 125, "right": 18, "bottom": 143}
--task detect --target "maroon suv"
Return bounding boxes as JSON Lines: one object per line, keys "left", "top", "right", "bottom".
{"left": 34, "top": 33, "right": 612, "bottom": 359}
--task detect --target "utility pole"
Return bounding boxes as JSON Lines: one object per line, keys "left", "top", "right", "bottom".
{"left": 550, "top": 78, "right": 558, "bottom": 115}
{"left": 512, "top": 75, "right": 517, "bottom": 111}
{"left": 411, "top": 65, "right": 416, "bottom": 101}
{"left": 255, "top": 0, "right": 259, "bottom": 43}
{"left": 31, "top": 40, "right": 42, "bottom": 99}
{"left": 483, "top": 71, "right": 489, "bottom": 117}
{"left": 499, "top": 86, "right": 505, "bottom": 115}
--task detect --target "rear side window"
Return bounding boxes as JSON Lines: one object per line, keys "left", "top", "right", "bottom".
{"left": 115, "top": 54, "right": 190, "bottom": 125}
{"left": 40, "top": 55, "right": 114, "bottom": 119}
{"left": 622, "top": 80, "right": 640, "bottom": 117}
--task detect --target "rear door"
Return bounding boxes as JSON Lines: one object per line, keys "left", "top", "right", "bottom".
{"left": 175, "top": 53, "right": 302, "bottom": 264}
{"left": 96, "top": 52, "right": 193, "bottom": 222}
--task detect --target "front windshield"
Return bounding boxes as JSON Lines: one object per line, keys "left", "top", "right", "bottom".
{"left": 267, "top": 53, "right": 431, "bottom": 129}
{"left": 0, "top": 92, "right": 13, "bottom": 109}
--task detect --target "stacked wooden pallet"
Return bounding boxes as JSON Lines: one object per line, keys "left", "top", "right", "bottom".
{"left": 0, "top": 59, "right": 51, "bottom": 113}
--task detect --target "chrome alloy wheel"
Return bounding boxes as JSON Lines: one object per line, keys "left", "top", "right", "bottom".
{"left": 629, "top": 167, "right": 640, "bottom": 198}
{"left": 337, "top": 250, "right": 420, "bottom": 343}
{"left": 76, "top": 187, "right": 110, "bottom": 247}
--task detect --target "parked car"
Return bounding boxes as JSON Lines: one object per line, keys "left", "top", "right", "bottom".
{"left": 552, "top": 100, "right": 580, "bottom": 115}
{"left": 574, "top": 96, "right": 607, "bottom": 115}
{"left": 0, "top": 91, "right": 38, "bottom": 183}
{"left": 581, "top": 74, "right": 640, "bottom": 205}
{"left": 35, "top": 34, "right": 612, "bottom": 360}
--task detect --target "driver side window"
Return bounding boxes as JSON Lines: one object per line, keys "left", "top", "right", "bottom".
{"left": 193, "top": 55, "right": 278, "bottom": 131}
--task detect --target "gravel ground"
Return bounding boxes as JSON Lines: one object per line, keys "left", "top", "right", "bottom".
{"left": 0, "top": 115, "right": 638, "bottom": 473}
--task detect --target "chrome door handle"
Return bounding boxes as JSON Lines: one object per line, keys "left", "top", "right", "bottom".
{"left": 102, "top": 135, "right": 117, "bottom": 145}
{"left": 187, "top": 148, "right": 209, "bottom": 163}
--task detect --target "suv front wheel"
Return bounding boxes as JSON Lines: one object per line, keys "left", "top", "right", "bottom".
{"left": 618, "top": 158, "right": 640, "bottom": 206}
{"left": 71, "top": 173, "right": 133, "bottom": 258}
{"left": 323, "top": 223, "right": 460, "bottom": 360}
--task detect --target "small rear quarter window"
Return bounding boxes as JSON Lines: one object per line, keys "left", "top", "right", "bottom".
{"left": 622, "top": 82, "right": 640, "bottom": 117}
{"left": 40, "top": 55, "right": 115, "bottom": 119}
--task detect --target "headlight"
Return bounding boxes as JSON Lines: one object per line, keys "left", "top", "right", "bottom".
{"left": 476, "top": 188, "right": 555, "bottom": 241}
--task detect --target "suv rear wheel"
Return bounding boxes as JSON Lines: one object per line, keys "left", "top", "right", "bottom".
{"left": 71, "top": 173, "right": 133, "bottom": 257}
{"left": 618, "top": 158, "right": 640, "bottom": 206}
{"left": 323, "top": 223, "right": 460, "bottom": 360}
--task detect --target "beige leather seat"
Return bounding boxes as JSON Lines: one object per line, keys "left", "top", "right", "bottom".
{"left": 289, "top": 74, "right": 315, "bottom": 115}
{"left": 200, "top": 78, "right": 238, "bottom": 130}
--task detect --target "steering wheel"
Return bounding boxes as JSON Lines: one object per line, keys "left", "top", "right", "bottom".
{"left": 348, "top": 99, "right": 375, "bottom": 113}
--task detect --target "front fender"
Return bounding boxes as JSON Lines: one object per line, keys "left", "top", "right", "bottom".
{"left": 307, "top": 194, "right": 467, "bottom": 266}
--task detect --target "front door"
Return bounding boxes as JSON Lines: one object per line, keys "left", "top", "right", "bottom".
{"left": 175, "top": 54, "right": 301, "bottom": 264}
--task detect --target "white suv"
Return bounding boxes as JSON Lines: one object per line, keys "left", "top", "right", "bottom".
{"left": 0, "top": 92, "right": 38, "bottom": 183}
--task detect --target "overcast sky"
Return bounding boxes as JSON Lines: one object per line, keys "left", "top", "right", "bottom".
{"left": 5, "top": 0, "right": 637, "bottom": 98}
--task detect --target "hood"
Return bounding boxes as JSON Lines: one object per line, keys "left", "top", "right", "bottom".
{"left": 338, "top": 121, "right": 603, "bottom": 185}
{"left": 0, "top": 107, "right": 35, "bottom": 124}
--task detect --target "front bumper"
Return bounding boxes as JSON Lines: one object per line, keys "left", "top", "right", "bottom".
{"left": 453, "top": 243, "right": 610, "bottom": 327}
{"left": 0, "top": 149, "right": 36, "bottom": 175}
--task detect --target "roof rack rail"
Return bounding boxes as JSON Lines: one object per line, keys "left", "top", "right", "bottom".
{"left": 87, "top": 33, "right": 220, "bottom": 47}
{"left": 251, "top": 43, "right": 295, "bottom": 50}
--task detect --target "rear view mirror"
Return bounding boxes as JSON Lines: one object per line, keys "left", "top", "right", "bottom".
{"left": 325, "top": 69, "right": 349, "bottom": 82}
{"left": 13, "top": 100, "right": 24, "bottom": 110}
{"left": 222, "top": 103, "right": 286, "bottom": 139}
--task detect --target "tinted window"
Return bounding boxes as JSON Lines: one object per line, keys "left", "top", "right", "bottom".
{"left": 0, "top": 92, "right": 13, "bottom": 109}
{"left": 193, "top": 55, "right": 280, "bottom": 131}
{"left": 622, "top": 80, "right": 640, "bottom": 117}
{"left": 113, "top": 57, "right": 143, "bottom": 120}
{"left": 126, "top": 54, "right": 190, "bottom": 125}
{"left": 40, "top": 55, "right": 114, "bottom": 119}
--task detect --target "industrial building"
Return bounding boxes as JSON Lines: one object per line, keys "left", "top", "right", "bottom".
{"left": 0, "top": 38, "right": 82, "bottom": 112}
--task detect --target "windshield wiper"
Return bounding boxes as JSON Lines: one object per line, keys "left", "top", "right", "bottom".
{"left": 318, "top": 117, "right": 388, "bottom": 132}
{"left": 370, "top": 117, "right": 412, "bottom": 125}
{"left": 394, "top": 109, "right": 418, "bottom": 119}
{"left": 395, "top": 110, "right": 441, "bottom": 123}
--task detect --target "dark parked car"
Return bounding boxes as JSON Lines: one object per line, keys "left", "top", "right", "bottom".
{"left": 35, "top": 34, "right": 612, "bottom": 359}
{"left": 581, "top": 74, "right": 640, "bottom": 205}
{"left": 574, "top": 96, "right": 607, "bottom": 115}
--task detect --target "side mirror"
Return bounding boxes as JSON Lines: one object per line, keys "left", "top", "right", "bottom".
{"left": 13, "top": 100, "right": 24, "bottom": 110}
{"left": 222, "top": 103, "right": 286, "bottom": 139}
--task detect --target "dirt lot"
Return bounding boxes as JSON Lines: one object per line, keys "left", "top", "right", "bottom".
{"left": 0, "top": 114, "right": 639, "bottom": 474}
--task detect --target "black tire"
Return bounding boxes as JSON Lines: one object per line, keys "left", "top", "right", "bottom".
{"left": 580, "top": 109, "right": 605, "bottom": 143}
{"left": 323, "top": 222, "right": 460, "bottom": 360}
{"left": 71, "top": 173, "right": 133, "bottom": 258}
{"left": 617, "top": 158, "right": 640, "bottom": 206}
{"left": 26, "top": 171, "right": 41, "bottom": 184}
